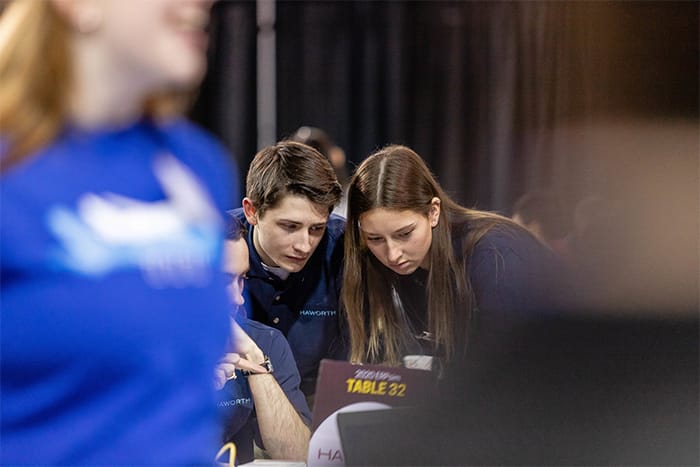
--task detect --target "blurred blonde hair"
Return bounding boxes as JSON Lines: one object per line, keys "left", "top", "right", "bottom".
{"left": 0, "top": 0, "right": 191, "bottom": 172}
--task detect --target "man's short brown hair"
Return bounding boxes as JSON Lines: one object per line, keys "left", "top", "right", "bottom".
{"left": 245, "top": 141, "right": 342, "bottom": 217}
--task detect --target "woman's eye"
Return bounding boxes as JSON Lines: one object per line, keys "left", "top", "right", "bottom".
{"left": 398, "top": 230, "right": 413, "bottom": 238}
{"left": 366, "top": 237, "right": 383, "bottom": 243}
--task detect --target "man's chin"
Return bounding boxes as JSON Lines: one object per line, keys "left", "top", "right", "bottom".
{"left": 280, "top": 258, "right": 310, "bottom": 272}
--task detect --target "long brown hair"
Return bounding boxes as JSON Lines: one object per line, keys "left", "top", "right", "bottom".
{"left": 0, "top": 1, "right": 191, "bottom": 172}
{"left": 343, "top": 145, "right": 515, "bottom": 365}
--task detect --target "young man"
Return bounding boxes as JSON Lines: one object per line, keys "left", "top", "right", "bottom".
{"left": 215, "top": 215, "right": 311, "bottom": 464}
{"left": 229, "top": 141, "right": 346, "bottom": 401}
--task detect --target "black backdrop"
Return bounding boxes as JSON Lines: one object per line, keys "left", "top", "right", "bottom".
{"left": 191, "top": 0, "right": 698, "bottom": 215}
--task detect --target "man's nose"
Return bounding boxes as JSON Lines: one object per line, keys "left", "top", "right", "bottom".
{"left": 229, "top": 283, "right": 245, "bottom": 306}
{"left": 293, "top": 231, "right": 313, "bottom": 254}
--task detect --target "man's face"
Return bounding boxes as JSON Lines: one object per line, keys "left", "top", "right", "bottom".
{"left": 223, "top": 237, "right": 250, "bottom": 309}
{"left": 244, "top": 194, "right": 329, "bottom": 273}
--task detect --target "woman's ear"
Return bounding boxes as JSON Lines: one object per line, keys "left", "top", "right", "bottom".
{"left": 429, "top": 197, "right": 441, "bottom": 227}
{"left": 242, "top": 198, "right": 258, "bottom": 225}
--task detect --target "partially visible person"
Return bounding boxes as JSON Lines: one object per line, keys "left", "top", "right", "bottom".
{"left": 343, "top": 145, "right": 566, "bottom": 371}
{"left": 565, "top": 194, "right": 648, "bottom": 311}
{"left": 291, "top": 126, "right": 349, "bottom": 217}
{"left": 511, "top": 189, "right": 571, "bottom": 260}
{"left": 214, "top": 215, "right": 311, "bottom": 464}
{"left": 229, "top": 140, "right": 347, "bottom": 404}
{"left": 1, "top": 0, "right": 240, "bottom": 463}
{"left": 565, "top": 194, "right": 619, "bottom": 265}
{"left": 340, "top": 308, "right": 699, "bottom": 466}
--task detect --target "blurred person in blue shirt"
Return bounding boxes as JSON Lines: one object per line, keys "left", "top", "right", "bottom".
{"left": 0, "top": 0, "right": 241, "bottom": 463}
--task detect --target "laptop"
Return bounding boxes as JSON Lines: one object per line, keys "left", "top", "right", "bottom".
{"left": 306, "top": 359, "right": 437, "bottom": 466}
{"left": 336, "top": 406, "right": 436, "bottom": 466}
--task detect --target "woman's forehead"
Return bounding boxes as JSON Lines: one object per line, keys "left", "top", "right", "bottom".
{"left": 359, "top": 208, "right": 423, "bottom": 233}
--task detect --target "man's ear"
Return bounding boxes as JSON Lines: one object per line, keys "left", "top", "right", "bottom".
{"left": 242, "top": 198, "right": 258, "bottom": 225}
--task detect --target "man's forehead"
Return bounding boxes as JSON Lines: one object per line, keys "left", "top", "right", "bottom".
{"left": 262, "top": 194, "right": 329, "bottom": 224}
{"left": 224, "top": 238, "right": 249, "bottom": 264}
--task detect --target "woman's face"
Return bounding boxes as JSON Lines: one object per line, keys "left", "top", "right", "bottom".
{"left": 358, "top": 200, "right": 440, "bottom": 275}
{"left": 82, "top": 0, "right": 213, "bottom": 91}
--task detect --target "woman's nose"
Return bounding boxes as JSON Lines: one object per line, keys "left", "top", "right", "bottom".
{"left": 387, "top": 241, "right": 402, "bottom": 263}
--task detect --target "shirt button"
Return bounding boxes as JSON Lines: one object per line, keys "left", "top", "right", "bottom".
{"left": 274, "top": 295, "right": 281, "bottom": 302}
{"left": 273, "top": 317, "right": 280, "bottom": 324}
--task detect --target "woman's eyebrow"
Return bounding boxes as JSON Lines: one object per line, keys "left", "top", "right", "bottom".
{"left": 363, "top": 222, "right": 416, "bottom": 236}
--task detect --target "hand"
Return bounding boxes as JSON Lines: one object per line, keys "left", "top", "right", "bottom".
{"left": 214, "top": 352, "right": 269, "bottom": 390}
{"left": 213, "top": 319, "right": 268, "bottom": 390}
{"left": 229, "top": 318, "right": 265, "bottom": 364}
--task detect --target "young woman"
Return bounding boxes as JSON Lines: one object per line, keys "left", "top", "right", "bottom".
{"left": 1, "top": 0, "right": 239, "bottom": 463}
{"left": 343, "top": 145, "right": 566, "bottom": 368}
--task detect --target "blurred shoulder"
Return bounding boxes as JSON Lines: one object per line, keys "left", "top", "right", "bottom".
{"left": 159, "top": 118, "right": 226, "bottom": 149}
{"left": 457, "top": 214, "right": 560, "bottom": 267}
{"left": 158, "top": 118, "right": 238, "bottom": 210}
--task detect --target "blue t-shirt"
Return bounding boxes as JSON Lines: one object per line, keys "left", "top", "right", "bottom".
{"left": 1, "top": 118, "right": 238, "bottom": 464}
{"left": 217, "top": 318, "right": 311, "bottom": 464}
{"left": 229, "top": 209, "right": 348, "bottom": 396}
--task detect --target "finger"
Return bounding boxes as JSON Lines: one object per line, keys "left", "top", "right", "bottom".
{"left": 244, "top": 347, "right": 265, "bottom": 364}
{"left": 216, "top": 362, "right": 238, "bottom": 379}
{"left": 219, "top": 353, "right": 242, "bottom": 365}
{"left": 213, "top": 369, "right": 227, "bottom": 390}
{"left": 235, "top": 357, "right": 267, "bottom": 374}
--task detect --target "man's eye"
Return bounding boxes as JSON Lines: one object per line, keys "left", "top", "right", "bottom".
{"left": 310, "top": 225, "right": 326, "bottom": 234}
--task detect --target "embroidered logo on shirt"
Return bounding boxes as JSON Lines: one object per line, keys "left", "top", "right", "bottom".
{"left": 299, "top": 310, "right": 337, "bottom": 317}
{"left": 46, "top": 155, "right": 222, "bottom": 287}
{"left": 217, "top": 397, "right": 252, "bottom": 408}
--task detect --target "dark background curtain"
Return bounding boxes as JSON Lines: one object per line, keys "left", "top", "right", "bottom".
{"left": 191, "top": 0, "right": 257, "bottom": 176}
{"left": 192, "top": 0, "right": 698, "bottom": 311}
{"left": 192, "top": 0, "right": 697, "bottom": 214}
